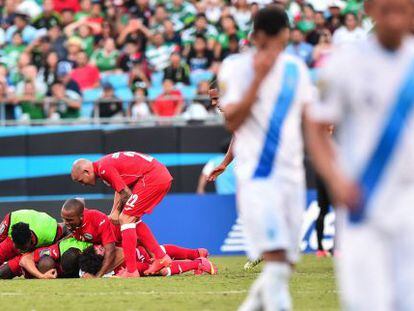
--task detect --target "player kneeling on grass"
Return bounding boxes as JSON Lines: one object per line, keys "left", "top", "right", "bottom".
{"left": 79, "top": 244, "right": 217, "bottom": 277}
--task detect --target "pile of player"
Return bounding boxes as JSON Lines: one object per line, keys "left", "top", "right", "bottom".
{"left": 0, "top": 150, "right": 217, "bottom": 279}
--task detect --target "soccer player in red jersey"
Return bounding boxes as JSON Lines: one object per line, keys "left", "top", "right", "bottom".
{"left": 71, "top": 151, "right": 173, "bottom": 278}
{"left": 60, "top": 198, "right": 116, "bottom": 278}
{"left": 79, "top": 244, "right": 216, "bottom": 278}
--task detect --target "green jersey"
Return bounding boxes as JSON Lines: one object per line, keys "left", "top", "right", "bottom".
{"left": 9, "top": 209, "right": 58, "bottom": 248}
{"left": 58, "top": 238, "right": 92, "bottom": 256}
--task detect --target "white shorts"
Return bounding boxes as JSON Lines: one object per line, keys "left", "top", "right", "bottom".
{"left": 335, "top": 199, "right": 414, "bottom": 311}
{"left": 237, "top": 177, "right": 305, "bottom": 263}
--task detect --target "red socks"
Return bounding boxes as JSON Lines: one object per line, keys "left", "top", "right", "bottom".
{"left": 121, "top": 223, "right": 138, "bottom": 273}
{"left": 136, "top": 221, "right": 166, "bottom": 259}
{"left": 163, "top": 244, "right": 200, "bottom": 260}
{"left": 167, "top": 260, "right": 199, "bottom": 275}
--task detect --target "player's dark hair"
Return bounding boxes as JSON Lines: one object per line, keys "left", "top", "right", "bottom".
{"left": 253, "top": 6, "right": 289, "bottom": 36}
{"left": 61, "top": 248, "right": 81, "bottom": 278}
{"left": 11, "top": 222, "right": 31, "bottom": 248}
{"left": 79, "top": 246, "right": 104, "bottom": 275}
{"left": 37, "top": 256, "right": 56, "bottom": 274}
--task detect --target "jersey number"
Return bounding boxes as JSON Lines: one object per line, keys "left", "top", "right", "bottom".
{"left": 112, "top": 152, "right": 153, "bottom": 162}
{"left": 126, "top": 194, "right": 138, "bottom": 207}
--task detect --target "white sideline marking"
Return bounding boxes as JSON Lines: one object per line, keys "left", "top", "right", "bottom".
{"left": 0, "top": 290, "right": 247, "bottom": 297}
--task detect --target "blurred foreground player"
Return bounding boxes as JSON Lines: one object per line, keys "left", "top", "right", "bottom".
{"left": 71, "top": 151, "right": 173, "bottom": 277}
{"left": 0, "top": 209, "right": 66, "bottom": 275}
{"left": 218, "top": 6, "right": 314, "bottom": 310}
{"left": 306, "top": 0, "right": 414, "bottom": 309}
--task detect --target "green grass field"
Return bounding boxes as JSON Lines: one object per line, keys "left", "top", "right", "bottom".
{"left": 0, "top": 255, "right": 339, "bottom": 310}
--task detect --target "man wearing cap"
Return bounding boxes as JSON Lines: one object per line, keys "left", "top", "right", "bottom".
{"left": 56, "top": 61, "right": 81, "bottom": 96}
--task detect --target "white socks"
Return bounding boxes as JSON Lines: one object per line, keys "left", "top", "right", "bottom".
{"left": 239, "top": 262, "right": 292, "bottom": 311}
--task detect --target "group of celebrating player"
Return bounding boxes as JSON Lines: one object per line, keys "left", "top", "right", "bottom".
{"left": 0, "top": 151, "right": 217, "bottom": 279}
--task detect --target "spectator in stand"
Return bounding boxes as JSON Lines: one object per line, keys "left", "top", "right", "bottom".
{"left": 64, "top": 19, "right": 97, "bottom": 56}
{"left": 166, "top": 0, "right": 196, "bottom": 30}
{"left": 306, "top": 11, "right": 326, "bottom": 45}
{"left": 98, "top": 83, "right": 124, "bottom": 119}
{"left": 129, "top": 62, "right": 151, "bottom": 91}
{"left": 94, "top": 21, "right": 115, "bottom": 48}
{"left": 183, "top": 80, "right": 210, "bottom": 121}
{"left": 91, "top": 38, "right": 120, "bottom": 73}
{"left": 186, "top": 35, "right": 214, "bottom": 72}
{"left": 38, "top": 50, "right": 59, "bottom": 88}
{"left": 56, "top": 61, "right": 81, "bottom": 95}
{"left": 1, "top": 0, "right": 18, "bottom": 29}
{"left": 117, "top": 18, "right": 151, "bottom": 51}
{"left": 48, "top": 81, "right": 81, "bottom": 119}
{"left": 326, "top": 1, "right": 344, "bottom": 34}
{"left": 332, "top": 12, "right": 366, "bottom": 46}
{"left": 5, "top": 12, "right": 38, "bottom": 44}
{"left": 214, "top": 16, "right": 245, "bottom": 60}
{"left": 48, "top": 24, "right": 67, "bottom": 60}
{"left": 152, "top": 79, "right": 184, "bottom": 117}
{"left": 230, "top": 0, "right": 252, "bottom": 33}
{"left": 9, "top": 52, "right": 31, "bottom": 86}
{"left": 52, "top": 0, "right": 81, "bottom": 13}
{"left": 25, "top": 36, "right": 53, "bottom": 69}
{"left": 296, "top": 3, "right": 316, "bottom": 35}
{"left": 128, "top": 0, "right": 152, "bottom": 26}
{"left": 150, "top": 4, "right": 171, "bottom": 33}
{"left": 70, "top": 51, "right": 100, "bottom": 91}
{"left": 219, "top": 33, "right": 240, "bottom": 60}
{"left": 61, "top": 37, "right": 83, "bottom": 71}
{"left": 119, "top": 41, "right": 145, "bottom": 73}
{"left": 146, "top": 32, "right": 177, "bottom": 73}
{"left": 163, "top": 20, "right": 181, "bottom": 47}
{"left": 16, "top": 65, "right": 47, "bottom": 96}
{"left": 74, "top": 0, "right": 92, "bottom": 21}
{"left": 60, "top": 9, "right": 76, "bottom": 27}
{"left": 3, "top": 32, "right": 26, "bottom": 71}
{"left": 32, "top": 0, "right": 61, "bottom": 30}
{"left": 18, "top": 80, "right": 45, "bottom": 120}
{"left": 205, "top": 0, "right": 223, "bottom": 24}
{"left": 131, "top": 87, "right": 151, "bottom": 120}
{"left": 286, "top": 27, "right": 314, "bottom": 67}
{"left": 0, "top": 79, "right": 17, "bottom": 120}
{"left": 181, "top": 13, "right": 218, "bottom": 55}
{"left": 163, "top": 52, "right": 190, "bottom": 85}
{"left": 312, "top": 28, "right": 333, "bottom": 68}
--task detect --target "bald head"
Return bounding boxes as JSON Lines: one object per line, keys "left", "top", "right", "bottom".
{"left": 71, "top": 158, "right": 96, "bottom": 186}
{"left": 37, "top": 256, "right": 56, "bottom": 274}
{"left": 62, "top": 198, "right": 85, "bottom": 215}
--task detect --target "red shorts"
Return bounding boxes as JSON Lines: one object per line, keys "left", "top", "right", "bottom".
{"left": 122, "top": 180, "right": 171, "bottom": 218}
{"left": 0, "top": 237, "right": 19, "bottom": 265}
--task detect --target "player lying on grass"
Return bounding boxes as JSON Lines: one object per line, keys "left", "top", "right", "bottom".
{"left": 71, "top": 151, "right": 173, "bottom": 278}
{"left": 79, "top": 244, "right": 217, "bottom": 277}
{"left": 0, "top": 209, "right": 69, "bottom": 278}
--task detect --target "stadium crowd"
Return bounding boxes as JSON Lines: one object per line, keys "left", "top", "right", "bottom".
{"left": 0, "top": 0, "right": 369, "bottom": 122}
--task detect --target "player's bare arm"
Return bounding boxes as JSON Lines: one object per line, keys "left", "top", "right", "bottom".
{"left": 109, "top": 187, "right": 133, "bottom": 224}
{"left": 304, "top": 113, "right": 360, "bottom": 209}
{"left": 207, "top": 138, "right": 234, "bottom": 182}
{"left": 96, "top": 242, "right": 116, "bottom": 278}
{"left": 19, "top": 253, "right": 57, "bottom": 279}
{"left": 223, "top": 45, "right": 283, "bottom": 132}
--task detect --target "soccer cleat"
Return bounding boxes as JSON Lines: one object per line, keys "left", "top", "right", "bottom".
{"left": 243, "top": 258, "right": 263, "bottom": 271}
{"left": 194, "top": 257, "right": 218, "bottom": 275}
{"left": 144, "top": 254, "right": 172, "bottom": 275}
{"left": 316, "top": 250, "right": 331, "bottom": 258}
{"left": 115, "top": 268, "right": 140, "bottom": 278}
{"left": 197, "top": 248, "right": 209, "bottom": 258}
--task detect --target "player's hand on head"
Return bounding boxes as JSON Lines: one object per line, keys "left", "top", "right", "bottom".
{"left": 43, "top": 268, "right": 57, "bottom": 279}
{"left": 207, "top": 164, "right": 226, "bottom": 182}
{"left": 253, "top": 48, "right": 279, "bottom": 81}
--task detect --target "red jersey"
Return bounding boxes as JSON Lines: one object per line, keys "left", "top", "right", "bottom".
{"left": 152, "top": 90, "right": 183, "bottom": 117}
{"left": 93, "top": 151, "right": 172, "bottom": 192}
{"left": 33, "top": 244, "right": 60, "bottom": 263}
{"left": 72, "top": 209, "right": 116, "bottom": 246}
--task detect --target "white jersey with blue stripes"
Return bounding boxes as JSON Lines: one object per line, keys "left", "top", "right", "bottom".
{"left": 218, "top": 50, "right": 314, "bottom": 183}
{"left": 310, "top": 36, "right": 414, "bottom": 224}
